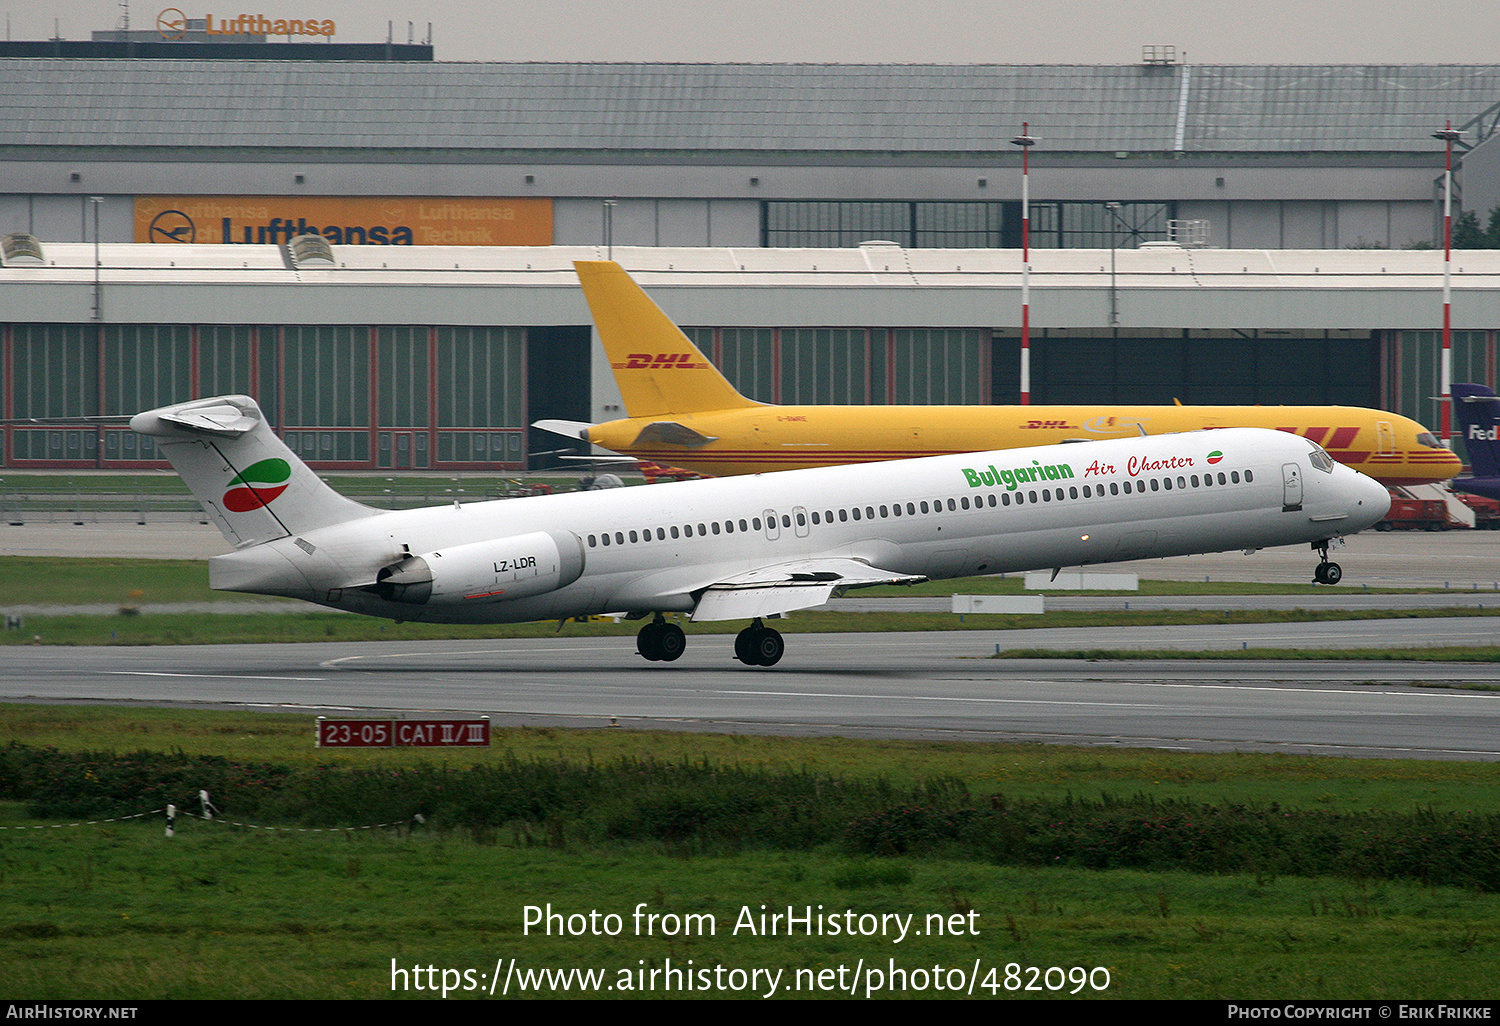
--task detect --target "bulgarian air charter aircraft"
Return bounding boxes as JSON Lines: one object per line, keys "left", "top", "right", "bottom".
{"left": 135, "top": 395, "right": 1388, "bottom": 666}
{"left": 539, "top": 262, "right": 1458, "bottom": 488}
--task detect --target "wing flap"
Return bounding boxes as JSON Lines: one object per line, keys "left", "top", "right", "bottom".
{"left": 690, "top": 558, "right": 926, "bottom": 622}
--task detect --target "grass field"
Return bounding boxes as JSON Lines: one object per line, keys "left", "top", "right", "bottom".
{"left": 3, "top": 548, "right": 1499, "bottom": 1001}
{"left": 2, "top": 705, "right": 1499, "bottom": 1000}
{"left": 4, "top": 555, "right": 1500, "bottom": 656}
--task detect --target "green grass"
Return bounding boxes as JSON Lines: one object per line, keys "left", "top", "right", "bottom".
{"left": 0, "top": 555, "right": 1471, "bottom": 610}
{"left": 2, "top": 706, "right": 1499, "bottom": 1000}
{"left": 994, "top": 646, "right": 1500, "bottom": 663}
{"left": 5, "top": 704, "right": 1500, "bottom": 812}
{"left": 3, "top": 823, "right": 1497, "bottom": 1000}
{"left": 5, "top": 605, "right": 1500, "bottom": 648}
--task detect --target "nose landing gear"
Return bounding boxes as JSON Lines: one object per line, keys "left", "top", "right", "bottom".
{"left": 1312, "top": 541, "right": 1343, "bottom": 585}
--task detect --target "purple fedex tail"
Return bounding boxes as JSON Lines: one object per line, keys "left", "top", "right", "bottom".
{"left": 1451, "top": 383, "right": 1500, "bottom": 500}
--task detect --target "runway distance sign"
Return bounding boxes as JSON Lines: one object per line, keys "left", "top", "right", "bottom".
{"left": 316, "top": 717, "right": 490, "bottom": 748}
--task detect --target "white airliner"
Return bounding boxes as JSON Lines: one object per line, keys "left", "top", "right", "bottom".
{"left": 132, "top": 395, "right": 1389, "bottom": 666}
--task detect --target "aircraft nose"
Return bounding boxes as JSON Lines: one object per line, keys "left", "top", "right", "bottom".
{"left": 1350, "top": 470, "right": 1392, "bottom": 529}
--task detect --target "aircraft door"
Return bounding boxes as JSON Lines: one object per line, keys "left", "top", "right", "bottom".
{"left": 1376, "top": 421, "right": 1395, "bottom": 456}
{"left": 1282, "top": 461, "right": 1304, "bottom": 512}
{"left": 792, "top": 506, "right": 810, "bottom": 538}
{"left": 762, "top": 509, "right": 780, "bottom": 541}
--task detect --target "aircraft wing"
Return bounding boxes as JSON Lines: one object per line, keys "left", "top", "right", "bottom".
{"left": 690, "top": 558, "right": 927, "bottom": 622}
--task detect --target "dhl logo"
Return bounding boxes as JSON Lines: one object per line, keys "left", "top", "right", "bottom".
{"left": 1276, "top": 426, "right": 1361, "bottom": 449}
{"left": 614, "top": 353, "right": 712, "bottom": 370}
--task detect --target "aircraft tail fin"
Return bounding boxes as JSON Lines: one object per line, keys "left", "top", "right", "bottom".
{"left": 131, "top": 395, "right": 379, "bottom": 547}
{"left": 575, "top": 260, "right": 759, "bottom": 418}
{"left": 1453, "top": 383, "right": 1500, "bottom": 477}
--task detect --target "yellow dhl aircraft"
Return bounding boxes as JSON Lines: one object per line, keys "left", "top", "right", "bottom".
{"left": 540, "top": 261, "right": 1460, "bottom": 488}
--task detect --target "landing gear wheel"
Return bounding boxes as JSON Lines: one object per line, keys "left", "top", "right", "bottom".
{"left": 1313, "top": 561, "right": 1342, "bottom": 586}
{"left": 637, "top": 618, "right": 685, "bottom": 661}
{"left": 656, "top": 623, "right": 686, "bottom": 661}
{"left": 734, "top": 622, "right": 784, "bottom": 666}
{"left": 751, "top": 627, "right": 784, "bottom": 667}
{"left": 734, "top": 626, "right": 757, "bottom": 664}
{"left": 637, "top": 621, "right": 664, "bottom": 661}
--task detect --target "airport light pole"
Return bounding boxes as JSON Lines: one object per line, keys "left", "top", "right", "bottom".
{"left": 1434, "top": 122, "right": 1463, "bottom": 448}
{"left": 1104, "top": 201, "right": 1127, "bottom": 329}
{"left": 89, "top": 195, "right": 103, "bottom": 322}
{"left": 1011, "top": 125, "right": 1037, "bottom": 405}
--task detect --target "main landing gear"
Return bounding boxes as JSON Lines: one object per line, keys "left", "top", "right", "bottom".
{"left": 1312, "top": 540, "right": 1343, "bottom": 586}
{"left": 636, "top": 614, "right": 686, "bottom": 661}
{"left": 735, "top": 618, "right": 784, "bottom": 667}
{"left": 634, "top": 614, "right": 785, "bottom": 666}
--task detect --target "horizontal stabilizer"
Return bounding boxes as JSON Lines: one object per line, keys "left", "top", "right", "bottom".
{"left": 631, "top": 421, "right": 719, "bottom": 448}
{"left": 692, "top": 558, "right": 926, "bottom": 622}
{"left": 156, "top": 400, "right": 261, "bottom": 437}
{"left": 532, "top": 419, "right": 595, "bottom": 440}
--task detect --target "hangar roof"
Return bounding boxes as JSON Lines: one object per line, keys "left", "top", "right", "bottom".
{"left": 3, "top": 60, "right": 1499, "bottom": 156}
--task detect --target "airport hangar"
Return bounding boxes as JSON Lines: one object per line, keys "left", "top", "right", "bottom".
{"left": 7, "top": 58, "right": 1500, "bottom": 471}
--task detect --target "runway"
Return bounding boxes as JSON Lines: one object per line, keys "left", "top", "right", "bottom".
{"left": 4, "top": 628, "right": 1497, "bottom": 760}
{"left": 2, "top": 524, "right": 1499, "bottom": 760}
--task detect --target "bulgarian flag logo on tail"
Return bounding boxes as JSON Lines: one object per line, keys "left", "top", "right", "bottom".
{"left": 222, "top": 458, "right": 292, "bottom": 512}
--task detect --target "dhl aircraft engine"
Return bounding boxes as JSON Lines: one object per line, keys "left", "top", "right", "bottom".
{"left": 374, "top": 531, "right": 585, "bottom": 605}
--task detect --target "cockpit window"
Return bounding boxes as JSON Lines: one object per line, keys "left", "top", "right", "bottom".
{"left": 1416, "top": 432, "right": 1444, "bottom": 449}
{"left": 1307, "top": 445, "right": 1336, "bottom": 474}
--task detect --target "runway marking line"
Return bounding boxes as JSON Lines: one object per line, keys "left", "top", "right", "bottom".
{"left": 105, "top": 671, "right": 325, "bottom": 683}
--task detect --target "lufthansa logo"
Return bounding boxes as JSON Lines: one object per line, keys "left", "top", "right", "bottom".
{"left": 148, "top": 210, "right": 196, "bottom": 243}
{"left": 157, "top": 8, "right": 188, "bottom": 39}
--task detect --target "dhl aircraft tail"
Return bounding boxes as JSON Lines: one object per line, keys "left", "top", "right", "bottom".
{"left": 574, "top": 261, "right": 760, "bottom": 419}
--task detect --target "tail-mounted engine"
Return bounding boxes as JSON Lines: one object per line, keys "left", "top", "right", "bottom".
{"left": 374, "top": 531, "right": 584, "bottom": 605}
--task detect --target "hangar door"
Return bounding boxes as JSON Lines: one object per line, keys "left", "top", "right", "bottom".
{"left": 1022, "top": 336, "right": 1377, "bottom": 407}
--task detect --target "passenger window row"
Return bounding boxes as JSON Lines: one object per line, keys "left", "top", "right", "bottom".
{"left": 585, "top": 468, "right": 1252, "bottom": 548}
